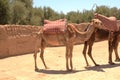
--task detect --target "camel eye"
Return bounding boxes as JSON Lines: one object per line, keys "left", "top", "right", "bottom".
{"left": 95, "top": 22, "right": 98, "bottom": 24}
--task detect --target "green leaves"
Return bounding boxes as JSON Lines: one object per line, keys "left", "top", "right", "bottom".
{"left": 1, "top": 1, "right": 120, "bottom": 25}
{"left": 0, "top": 0, "right": 10, "bottom": 24}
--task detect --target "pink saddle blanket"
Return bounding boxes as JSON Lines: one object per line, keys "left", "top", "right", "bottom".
{"left": 94, "top": 13, "right": 119, "bottom": 31}
{"left": 43, "top": 19, "right": 67, "bottom": 34}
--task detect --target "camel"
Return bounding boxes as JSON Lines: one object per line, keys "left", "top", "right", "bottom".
{"left": 82, "top": 15, "right": 120, "bottom": 66}
{"left": 94, "top": 13, "right": 120, "bottom": 65}
{"left": 73, "top": 19, "right": 104, "bottom": 66}
{"left": 33, "top": 19, "right": 103, "bottom": 71}
{"left": 82, "top": 26, "right": 109, "bottom": 66}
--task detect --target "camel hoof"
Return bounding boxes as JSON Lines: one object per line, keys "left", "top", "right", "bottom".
{"left": 95, "top": 64, "right": 100, "bottom": 66}
{"left": 86, "top": 64, "right": 91, "bottom": 67}
{"left": 66, "top": 68, "right": 73, "bottom": 71}
{"left": 109, "top": 62, "right": 115, "bottom": 65}
{"left": 35, "top": 68, "right": 39, "bottom": 71}
{"left": 67, "top": 69, "right": 73, "bottom": 72}
{"left": 45, "top": 67, "right": 49, "bottom": 69}
{"left": 115, "top": 59, "right": 120, "bottom": 62}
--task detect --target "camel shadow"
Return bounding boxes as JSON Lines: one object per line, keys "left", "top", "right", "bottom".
{"left": 35, "top": 63, "right": 120, "bottom": 74}
{"left": 85, "top": 63, "right": 120, "bottom": 72}
{"left": 35, "top": 69, "right": 85, "bottom": 74}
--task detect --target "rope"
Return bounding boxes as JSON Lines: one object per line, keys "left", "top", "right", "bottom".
{"left": 91, "top": 3, "right": 98, "bottom": 16}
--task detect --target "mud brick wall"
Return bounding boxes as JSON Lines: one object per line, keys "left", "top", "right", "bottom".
{"left": 0, "top": 25, "right": 41, "bottom": 58}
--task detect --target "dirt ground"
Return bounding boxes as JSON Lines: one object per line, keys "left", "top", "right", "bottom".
{"left": 1, "top": 41, "right": 120, "bottom": 80}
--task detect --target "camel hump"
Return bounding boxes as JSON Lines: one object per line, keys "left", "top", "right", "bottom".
{"left": 43, "top": 19, "right": 67, "bottom": 34}
{"left": 44, "top": 20, "right": 51, "bottom": 24}
{"left": 108, "top": 17, "right": 117, "bottom": 21}
{"left": 44, "top": 19, "right": 67, "bottom": 24}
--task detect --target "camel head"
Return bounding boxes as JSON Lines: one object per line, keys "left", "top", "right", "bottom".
{"left": 91, "top": 19, "right": 104, "bottom": 29}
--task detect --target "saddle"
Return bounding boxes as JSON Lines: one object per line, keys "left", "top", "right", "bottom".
{"left": 43, "top": 19, "right": 67, "bottom": 34}
{"left": 94, "top": 13, "right": 119, "bottom": 31}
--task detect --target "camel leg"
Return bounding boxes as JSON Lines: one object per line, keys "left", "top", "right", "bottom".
{"left": 40, "top": 40, "right": 48, "bottom": 69}
{"left": 113, "top": 32, "right": 120, "bottom": 61}
{"left": 114, "top": 44, "right": 120, "bottom": 61}
{"left": 40, "top": 47, "right": 48, "bottom": 69}
{"left": 34, "top": 38, "right": 41, "bottom": 71}
{"left": 69, "top": 44, "right": 73, "bottom": 71}
{"left": 83, "top": 41, "right": 90, "bottom": 66}
{"left": 66, "top": 44, "right": 70, "bottom": 71}
{"left": 66, "top": 24, "right": 77, "bottom": 71}
{"left": 88, "top": 43, "right": 99, "bottom": 66}
{"left": 65, "top": 37, "right": 75, "bottom": 71}
{"left": 69, "top": 33, "right": 76, "bottom": 71}
{"left": 108, "top": 42, "right": 114, "bottom": 64}
{"left": 33, "top": 48, "right": 39, "bottom": 71}
{"left": 65, "top": 29, "right": 76, "bottom": 71}
{"left": 66, "top": 44, "right": 73, "bottom": 71}
{"left": 88, "top": 33, "right": 98, "bottom": 66}
{"left": 108, "top": 31, "right": 115, "bottom": 65}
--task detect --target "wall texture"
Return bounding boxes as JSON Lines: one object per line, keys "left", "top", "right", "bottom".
{"left": 0, "top": 25, "right": 41, "bottom": 58}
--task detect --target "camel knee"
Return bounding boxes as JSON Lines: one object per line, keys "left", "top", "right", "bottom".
{"left": 109, "top": 46, "right": 113, "bottom": 52}
{"left": 40, "top": 54, "right": 43, "bottom": 59}
{"left": 33, "top": 54, "right": 36, "bottom": 59}
{"left": 87, "top": 50, "right": 92, "bottom": 57}
{"left": 40, "top": 51, "right": 44, "bottom": 58}
{"left": 66, "top": 53, "right": 70, "bottom": 58}
{"left": 83, "top": 42, "right": 87, "bottom": 55}
{"left": 82, "top": 50, "right": 86, "bottom": 55}
{"left": 33, "top": 52, "right": 37, "bottom": 59}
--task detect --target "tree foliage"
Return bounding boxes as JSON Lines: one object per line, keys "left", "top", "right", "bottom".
{"left": 30, "top": 7, "right": 44, "bottom": 26}
{"left": 0, "top": 0, "right": 10, "bottom": 24}
{"left": 1, "top": 1, "right": 120, "bottom": 25}
{"left": 9, "top": 0, "right": 33, "bottom": 24}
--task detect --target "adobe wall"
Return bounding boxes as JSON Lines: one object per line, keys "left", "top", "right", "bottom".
{"left": 0, "top": 25, "right": 41, "bottom": 58}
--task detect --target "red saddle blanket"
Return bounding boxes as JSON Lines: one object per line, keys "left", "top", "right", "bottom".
{"left": 43, "top": 19, "right": 67, "bottom": 34}
{"left": 94, "top": 13, "right": 119, "bottom": 31}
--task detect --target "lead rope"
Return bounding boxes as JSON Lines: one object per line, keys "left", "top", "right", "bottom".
{"left": 91, "top": 3, "right": 98, "bottom": 18}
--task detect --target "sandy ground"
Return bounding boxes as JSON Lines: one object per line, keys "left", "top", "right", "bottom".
{"left": 1, "top": 41, "right": 120, "bottom": 80}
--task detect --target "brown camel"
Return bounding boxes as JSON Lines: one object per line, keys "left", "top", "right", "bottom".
{"left": 73, "top": 19, "right": 104, "bottom": 66}
{"left": 33, "top": 19, "right": 103, "bottom": 71}
{"left": 82, "top": 27, "right": 109, "bottom": 66}
{"left": 82, "top": 16, "right": 120, "bottom": 66}
{"left": 94, "top": 13, "right": 120, "bottom": 65}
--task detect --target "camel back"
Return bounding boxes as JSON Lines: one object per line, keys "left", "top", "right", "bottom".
{"left": 94, "top": 13, "right": 119, "bottom": 31}
{"left": 43, "top": 19, "right": 67, "bottom": 34}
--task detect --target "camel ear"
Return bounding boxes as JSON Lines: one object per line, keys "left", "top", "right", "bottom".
{"left": 94, "top": 13, "right": 98, "bottom": 18}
